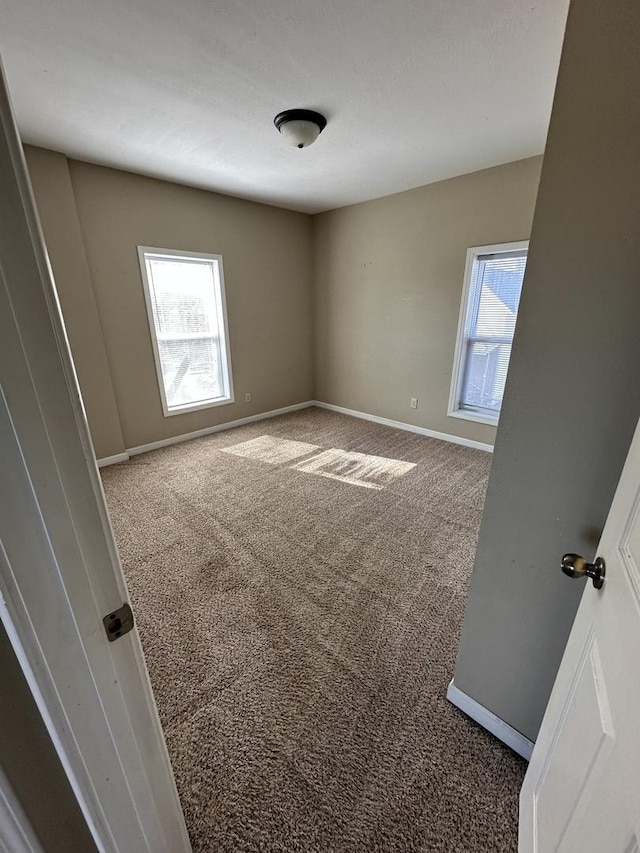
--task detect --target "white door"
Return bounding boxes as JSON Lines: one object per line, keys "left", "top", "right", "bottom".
{"left": 0, "top": 60, "right": 191, "bottom": 852}
{"left": 519, "top": 418, "right": 640, "bottom": 852}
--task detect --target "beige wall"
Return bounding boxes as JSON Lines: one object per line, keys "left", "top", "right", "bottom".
{"left": 454, "top": 0, "right": 640, "bottom": 740}
{"left": 26, "top": 149, "right": 314, "bottom": 455}
{"left": 26, "top": 147, "right": 539, "bottom": 457}
{"left": 25, "top": 147, "right": 125, "bottom": 459}
{"left": 313, "top": 156, "right": 543, "bottom": 446}
{"left": 69, "top": 161, "right": 314, "bottom": 450}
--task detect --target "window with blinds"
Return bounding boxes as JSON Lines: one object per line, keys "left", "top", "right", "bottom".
{"left": 138, "top": 247, "right": 233, "bottom": 416}
{"left": 449, "top": 242, "right": 527, "bottom": 424}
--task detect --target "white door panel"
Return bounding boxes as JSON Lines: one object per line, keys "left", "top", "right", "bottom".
{"left": 533, "top": 633, "right": 614, "bottom": 853}
{"left": 520, "top": 425, "right": 640, "bottom": 853}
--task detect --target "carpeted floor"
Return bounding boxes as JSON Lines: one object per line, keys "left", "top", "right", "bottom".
{"left": 101, "top": 407, "right": 526, "bottom": 852}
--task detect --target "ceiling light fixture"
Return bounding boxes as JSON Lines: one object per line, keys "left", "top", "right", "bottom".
{"left": 273, "top": 109, "right": 327, "bottom": 149}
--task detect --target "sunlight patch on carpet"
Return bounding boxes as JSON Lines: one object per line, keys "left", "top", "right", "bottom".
{"left": 222, "top": 435, "right": 320, "bottom": 464}
{"left": 294, "top": 448, "right": 416, "bottom": 490}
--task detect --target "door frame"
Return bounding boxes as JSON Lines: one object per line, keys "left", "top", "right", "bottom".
{"left": 0, "top": 60, "right": 190, "bottom": 853}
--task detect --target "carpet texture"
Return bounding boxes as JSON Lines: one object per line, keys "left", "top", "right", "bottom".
{"left": 101, "top": 407, "right": 526, "bottom": 852}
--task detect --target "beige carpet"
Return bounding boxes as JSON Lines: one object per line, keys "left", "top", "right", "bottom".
{"left": 101, "top": 407, "right": 525, "bottom": 852}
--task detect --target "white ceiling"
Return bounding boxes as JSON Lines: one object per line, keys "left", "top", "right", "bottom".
{"left": 0, "top": 0, "right": 569, "bottom": 214}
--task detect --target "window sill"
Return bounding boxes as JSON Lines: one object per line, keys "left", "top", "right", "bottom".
{"left": 448, "top": 408, "right": 499, "bottom": 427}
{"left": 163, "top": 395, "right": 234, "bottom": 417}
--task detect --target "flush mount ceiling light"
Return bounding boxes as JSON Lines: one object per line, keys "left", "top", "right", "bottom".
{"left": 273, "top": 109, "right": 327, "bottom": 149}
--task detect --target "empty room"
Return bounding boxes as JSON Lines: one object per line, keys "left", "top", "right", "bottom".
{"left": 1, "top": 1, "right": 640, "bottom": 852}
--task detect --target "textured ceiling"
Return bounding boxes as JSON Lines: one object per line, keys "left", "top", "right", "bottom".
{"left": 0, "top": 0, "right": 568, "bottom": 213}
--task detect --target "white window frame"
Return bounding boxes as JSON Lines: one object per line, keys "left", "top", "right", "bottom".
{"left": 448, "top": 240, "right": 528, "bottom": 426}
{"left": 138, "top": 246, "right": 234, "bottom": 417}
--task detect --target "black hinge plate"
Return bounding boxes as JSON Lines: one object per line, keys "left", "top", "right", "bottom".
{"left": 103, "top": 603, "right": 134, "bottom": 642}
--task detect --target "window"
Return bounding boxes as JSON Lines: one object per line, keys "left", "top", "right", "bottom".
{"left": 138, "top": 247, "right": 233, "bottom": 416}
{"left": 449, "top": 241, "right": 528, "bottom": 424}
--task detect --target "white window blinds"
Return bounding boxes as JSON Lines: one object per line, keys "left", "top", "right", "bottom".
{"left": 453, "top": 246, "right": 527, "bottom": 420}
{"left": 139, "top": 249, "right": 233, "bottom": 416}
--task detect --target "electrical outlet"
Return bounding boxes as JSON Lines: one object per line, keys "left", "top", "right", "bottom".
{"left": 410, "top": 397, "right": 418, "bottom": 409}
{"left": 244, "top": 392, "right": 251, "bottom": 403}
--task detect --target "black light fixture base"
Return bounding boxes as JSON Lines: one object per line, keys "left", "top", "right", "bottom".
{"left": 273, "top": 109, "right": 327, "bottom": 133}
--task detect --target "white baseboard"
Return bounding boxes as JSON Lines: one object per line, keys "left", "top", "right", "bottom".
{"left": 446, "top": 680, "right": 534, "bottom": 760}
{"left": 97, "top": 399, "right": 494, "bottom": 467}
{"left": 97, "top": 452, "right": 131, "bottom": 468}
{"left": 97, "top": 401, "right": 315, "bottom": 466}
{"left": 312, "top": 401, "right": 494, "bottom": 453}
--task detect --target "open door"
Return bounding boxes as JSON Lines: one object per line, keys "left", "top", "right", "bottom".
{"left": 519, "top": 416, "right": 640, "bottom": 851}
{"left": 0, "top": 60, "right": 190, "bottom": 852}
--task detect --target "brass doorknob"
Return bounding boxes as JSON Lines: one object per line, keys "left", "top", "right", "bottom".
{"left": 561, "top": 553, "right": 605, "bottom": 589}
